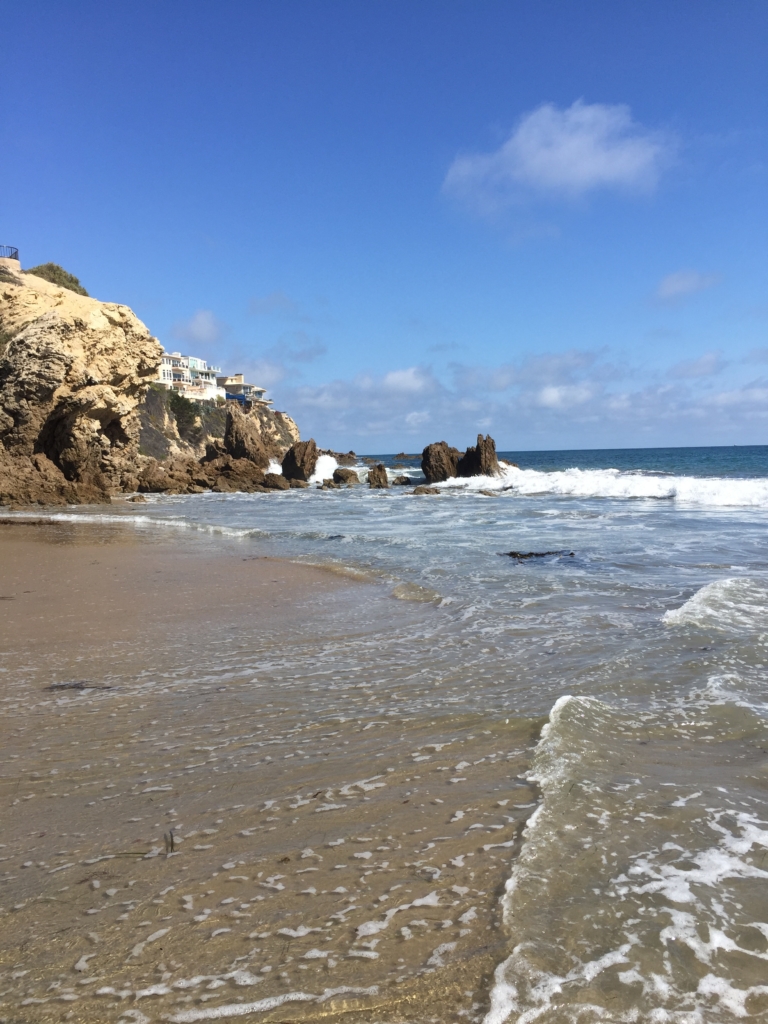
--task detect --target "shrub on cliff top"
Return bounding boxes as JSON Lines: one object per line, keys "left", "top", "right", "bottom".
{"left": 24, "top": 263, "right": 88, "bottom": 296}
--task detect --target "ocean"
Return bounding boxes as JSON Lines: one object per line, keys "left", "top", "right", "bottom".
{"left": 4, "top": 444, "right": 768, "bottom": 1022}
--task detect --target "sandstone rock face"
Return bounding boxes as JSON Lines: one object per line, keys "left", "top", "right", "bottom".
{"left": 0, "top": 266, "right": 162, "bottom": 504}
{"left": 421, "top": 441, "right": 461, "bottom": 483}
{"left": 250, "top": 404, "right": 300, "bottom": 458}
{"left": 333, "top": 467, "right": 359, "bottom": 485}
{"left": 282, "top": 439, "right": 319, "bottom": 481}
{"left": 223, "top": 406, "right": 271, "bottom": 468}
{"left": 457, "top": 434, "right": 501, "bottom": 477}
{"left": 367, "top": 464, "right": 389, "bottom": 488}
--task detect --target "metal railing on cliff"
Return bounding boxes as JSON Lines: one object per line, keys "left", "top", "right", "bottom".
{"left": 0, "top": 246, "right": 19, "bottom": 260}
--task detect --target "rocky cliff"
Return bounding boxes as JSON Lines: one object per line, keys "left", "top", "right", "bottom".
{"left": 0, "top": 262, "right": 162, "bottom": 504}
{"left": 0, "top": 263, "right": 301, "bottom": 505}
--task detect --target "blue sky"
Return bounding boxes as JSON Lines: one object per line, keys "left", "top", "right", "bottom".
{"left": 3, "top": 0, "right": 767, "bottom": 451}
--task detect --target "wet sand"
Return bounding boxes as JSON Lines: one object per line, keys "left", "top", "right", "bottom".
{"left": 0, "top": 521, "right": 539, "bottom": 1023}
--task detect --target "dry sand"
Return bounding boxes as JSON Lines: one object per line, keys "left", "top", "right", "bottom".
{"left": 0, "top": 521, "right": 539, "bottom": 1023}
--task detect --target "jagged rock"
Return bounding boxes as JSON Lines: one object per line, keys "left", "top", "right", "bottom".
{"left": 457, "top": 434, "right": 500, "bottom": 477}
{"left": 263, "top": 472, "right": 290, "bottom": 490}
{"left": 412, "top": 485, "right": 440, "bottom": 495}
{"left": 421, "top": 441, "right": 461, "bottom": 483}
{"left": 336, "top": 451, "right": 357, "bottom": 465}
{"left": 223, "top": 406, "right": 271, "bottom": 468}
{"left": 392, "top": 475, "right": 412, "bottom": 486}
{"left": 282, "top": 439, "right": 319, "bottom": 481}
{"left": 0, "top": 264, "right": 162, "bottom": 504}
{"left": 367, "top": 464, "right": 388, "bottom": 488}
{"left": 289, "top": 478, "right": 309, "bottom": 489}
{"left": 333, "top": 467, "right": 359, "bottom": 485}
{"left": 320, "top": 478, "right": 340, "bottom": 490}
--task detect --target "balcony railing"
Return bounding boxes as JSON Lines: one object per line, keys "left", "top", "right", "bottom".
{"left": 0, "top": 246, "right": 19, "bottom": 260}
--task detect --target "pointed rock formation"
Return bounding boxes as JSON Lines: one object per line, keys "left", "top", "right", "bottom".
{"left": 457, "top": 434, "right": 500, "bottom": 477}
{"left": 421, "top": 441, "right": 461, "bottom": 484}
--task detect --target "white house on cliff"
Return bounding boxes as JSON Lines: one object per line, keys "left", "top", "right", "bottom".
{"left": 155, "top": 352, "right": 270, "bottom": 406}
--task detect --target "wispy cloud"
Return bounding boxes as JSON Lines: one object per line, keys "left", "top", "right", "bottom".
{"left": 656, "top": 270, "right": 721, "bottom": 303}
{"left": 171, "top": 309, "right": 229, "bottom": 346}
{"left": 668, "top": 352, "right": 726, "bottom": 379}
{"left": 266, "top": 330, "right": 327, "bottom": 364}
{"left": 444, "top": 100, "right": 672, "bottom": 214}
{"left": 249, "top": 290, "right": 299, "bottom": 315}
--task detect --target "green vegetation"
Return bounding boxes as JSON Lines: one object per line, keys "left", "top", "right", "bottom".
{"left": 167, "top": 389, "right": 199, "bottom": 435}
{"left": 24, "top": 263, "right": 88, "bottom": 296}
{"left": 138, "top": 386, "right": 227, "bottom": 459}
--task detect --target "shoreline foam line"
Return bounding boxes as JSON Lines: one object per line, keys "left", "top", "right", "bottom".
{"left": 168, "top": 986, "right": 379, "bottom": 1022}
{"left": 482, "top": 694, "right": 575, "bottom": 1024}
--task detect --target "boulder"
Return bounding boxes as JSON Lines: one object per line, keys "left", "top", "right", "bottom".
{"left": 421, "top": 441, "right": 461, "bottom": 483}
{"left": 282, "top": 438, "right": 319, "bottom": 481}
{"left": 367, "top": 464, "right": 388, "bottom": 488}
{"left": 457, "top": 434, "right": 500, "bottom": 478}
{"left": 412, "top": 485, "right": 440, "bottom": 495}
{"left": 320, "top": 478, "right": 340, "bottom": 490}
{"left": 289, "top": 478, "right": 309, "bottom": 489}
{"left": 263, "top": 472, "right": 290, "bottom": 490}
{"left": 333, "top": 467, "right": 359, "bottom": 485}
{"left": 223, "top": 406, "right": 270, "bottom": 469}
{"left": 392, "top": 475, "right": 412, "bottom": 486}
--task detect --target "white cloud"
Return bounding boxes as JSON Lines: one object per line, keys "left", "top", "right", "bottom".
{"left": 405, "top": 410, "right": 430, "bottom": 427}
{"left": 382, "top": 367, "right": 430, "bottom": 393}
{"left": 656, "top": 270, "right": 721, "bottom": 302}
{"left": 537, "top": 383, "right": 594, "bottom": 408}
{"left": 171, "top": 309, "right": 228, "bottom": 346}
{"left": 444, "top": 100, "right": 671, "bottom": 211}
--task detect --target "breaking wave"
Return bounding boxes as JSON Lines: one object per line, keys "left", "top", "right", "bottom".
{"left": 663, "top": 578, "right": 768, "bottom": 632}
{"left": 441, "top": 465, "right": 768, "bottom": 508}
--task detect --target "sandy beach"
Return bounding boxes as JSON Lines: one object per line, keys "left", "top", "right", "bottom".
{"left": 0, "top": 520, "right": 539, "bottom": 1023}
